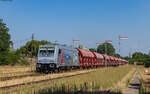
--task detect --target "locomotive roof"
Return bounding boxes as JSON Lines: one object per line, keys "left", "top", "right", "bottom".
{"left": 40, "top": 44, "right": 75, "bottom": 50}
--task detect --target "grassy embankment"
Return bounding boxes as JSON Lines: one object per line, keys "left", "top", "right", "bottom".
{"left": 0, "top": 65, "right": 136, "bottom": 94}
{"left": 139, "top": 66, "right": 150, "bottom": 94}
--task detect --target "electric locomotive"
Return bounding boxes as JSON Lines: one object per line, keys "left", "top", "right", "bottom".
{"left": 36, "top": 44, "right": 79, "bottom": 73}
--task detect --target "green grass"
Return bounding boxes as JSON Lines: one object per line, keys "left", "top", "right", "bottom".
{"left": 138, "top": 66, "right": 150, "bottom": 94}
{"left": 2, "top": 65, "right": 134, "bottom": 94}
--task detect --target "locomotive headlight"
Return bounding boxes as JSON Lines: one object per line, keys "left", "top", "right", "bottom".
{"left": 37, "top": 64, "right": 41, "bottom": 68}
{"left": 49, "top": 64, "right": 54, "bottom": 68}
{"left": 38, "top": 64, "right": 41, "bottom": 68}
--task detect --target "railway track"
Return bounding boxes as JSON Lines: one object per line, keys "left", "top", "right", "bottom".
{"left": 0, "top": 71, "right": 35, "bottom": 77}
{"left": 0, "top": 73, "right": 43, "bottom": 81}
{"left": 0, "top": 69, "right": 83, "bottom": 82}
{"left": 0, "top": 70, "right": 93, "bottom": 91}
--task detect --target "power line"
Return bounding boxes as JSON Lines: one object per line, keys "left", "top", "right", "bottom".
{"left": 12, "top": 35, "right": 33, "bottom": 49}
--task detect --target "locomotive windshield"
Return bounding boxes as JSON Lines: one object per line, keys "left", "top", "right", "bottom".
{"left": 39, "top": 47, "right": 55, "bottom": 57}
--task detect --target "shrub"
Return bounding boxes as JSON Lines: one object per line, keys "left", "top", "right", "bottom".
{"left": 0, "top": 51, "right": 30, "bottom": 66}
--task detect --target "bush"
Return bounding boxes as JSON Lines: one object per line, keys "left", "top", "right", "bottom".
{"left": 0, "top": 18, "right": 30, "bottom": 66}
{"left": 0, "top": 51, "right": 30, "bottom": 66}
{"left": 129, "top": 59, "right": 134, "bottom": 64}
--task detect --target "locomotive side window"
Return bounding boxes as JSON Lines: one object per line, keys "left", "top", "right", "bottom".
{"left": 59, "top": 49, "right": 62, "bottom": 54}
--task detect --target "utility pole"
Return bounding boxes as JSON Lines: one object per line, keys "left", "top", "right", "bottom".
{"left": 129, "top": 48, "right": 131, "bottom": 58}
{"left": 105, "top": 43, "right": 107, "bottom": 55}
{"left": 31, "top": 33, "right": 34, "bottom": 63}
{"left": 31, "top": 33, "right": 34, "bottom": 71}
{"left": 72, "top": 40, "right": 74, "bottom": 48}
{"left": 32, "top": 33, "right": 34, "bottom": 41}
{"left": 105, "top": 43, "right": 107, "bottom": 67}
{"left": 96, "top": 45, "right": 98, "bottom": 53}
{"left": 119, "top": 35, "right": 121, "bottom": 56}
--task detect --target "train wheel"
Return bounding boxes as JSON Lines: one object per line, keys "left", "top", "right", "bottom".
{"left": 36, "top": 68, "right": 40, "bottom": 72}
{"left": 53, "top": 68, "right": 59, "bottom": 73}
{"left": 44, "top": 70, "right": 49, "bottom": 74}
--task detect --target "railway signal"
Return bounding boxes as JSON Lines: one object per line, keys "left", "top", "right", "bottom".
{"left": 105, "top": 40, "right": 112, "bottom": 43}
{"left": 119, "top": 37, "right": 128, "bottom": 39}
{"left": 118, "top": 36, "right": 128, "bottom": 55}
{"left": 72, "top": 40, "right": 80, "bottom": 48}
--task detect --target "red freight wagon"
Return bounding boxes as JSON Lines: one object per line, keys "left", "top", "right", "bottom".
{"left": 109, "top": 56, "right": 115, "bottom": 66}
{"left": 125, "top": 60, "right": 128, "bottom": 64}
{"left": 121, "top": 59, "right": 125, "bottom": 65}
{"left": 103, "top": 55, "right": 110, "bottom": 66}
{"left": 109, "top": 56, "right": 112, "bottom": 66}
{"left": 76, "top": 48, "right": 95, "bottom": 68}
{"left": 118, "top": 58, "right": 122, "bottom": 65}
{"left": 114, "top": 57, "right": 119, "bottom": 66}
{"left": 92, "top": 52, "right": 104, "bottom": 67}
{"left": 122, "top": 60, "right": 128, "bottom": 65}
{"left": 112, "top": 57, "right": 117, "bottom": 66}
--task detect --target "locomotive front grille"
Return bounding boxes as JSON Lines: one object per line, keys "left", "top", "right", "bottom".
{"left": 41, "top": 64, "right": 49, "bottom": 69}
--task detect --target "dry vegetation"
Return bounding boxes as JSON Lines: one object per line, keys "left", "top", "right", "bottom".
{"left": 0, "top": 68, "right": 96, "bottom": 88}
{"left": 139, "top": 67, "right": 150, "bottom": 94}
{"left": 0, "top": 65, "right": 136, "bottom": 94}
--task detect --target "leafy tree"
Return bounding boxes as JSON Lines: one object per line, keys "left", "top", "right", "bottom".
{"left": 0, "top": 19, "right": 11, "bottom": 53}
{"left": 123, "top": 56, "right": 130, "bottom": 61}
{"left": 0, "top": 19, "right": 11, "bottom": 64}
{"left": 19, "top": 40, "right": 51, "bottom": 57}
{"left": 0, "top": 18, "right": 29, "bottom": 65}
{"left": 97, "top": 42, "right": 115, "bottom": 56}
{"left": 132, "top": 52, "right": 144, "bottom": 59}
{"left": 113, "top": 54, "right": 121, "bottom": 58}
{"left": 129, "top": 52, "right": 150, "bottom": 66}
{"left": 89, "top": 48, "right": 96, "bottom": 52}
{"left": 40, "top": 40, "right": 51, "bottom": 45}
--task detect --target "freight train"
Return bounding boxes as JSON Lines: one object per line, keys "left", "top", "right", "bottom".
{"left": 36, "top": 44, "right": 128, "bottom": 73}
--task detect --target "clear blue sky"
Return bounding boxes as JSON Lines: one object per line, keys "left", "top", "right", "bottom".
{"left": 0, "top": 0, "right": 150, "bottom": 56}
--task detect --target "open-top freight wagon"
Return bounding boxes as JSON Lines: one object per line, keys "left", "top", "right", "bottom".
{"left": 36, "top": 44, "right": 128, "bottom": 73}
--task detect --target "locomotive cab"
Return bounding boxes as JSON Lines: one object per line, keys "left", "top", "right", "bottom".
{"left": 36, "top": 45, "right": 57, "bottom": 73}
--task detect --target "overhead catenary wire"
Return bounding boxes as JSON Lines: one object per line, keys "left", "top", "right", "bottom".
{"left": 11, "top": 35, "right": 33, "bottom": 49}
